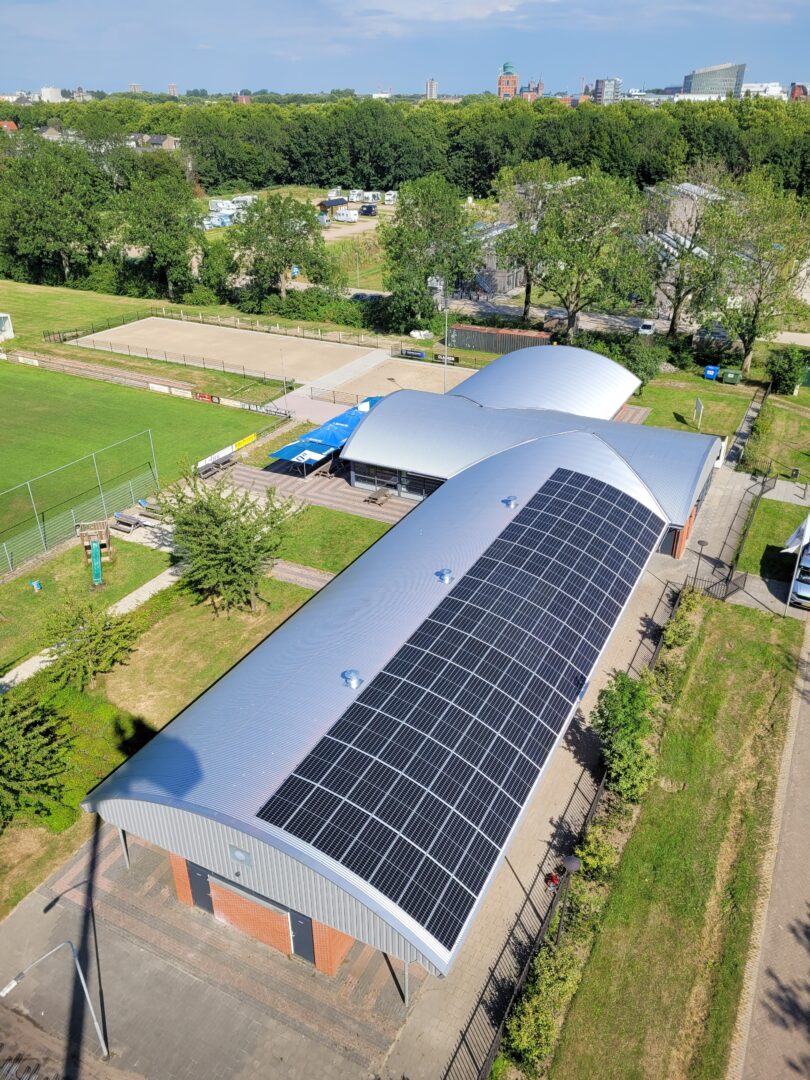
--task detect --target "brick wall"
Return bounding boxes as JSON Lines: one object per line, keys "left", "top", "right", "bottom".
{"left": 312, "top": 919, "right": 355, "bottom": 976}
{"left": 673, "top": 502, "right": 698, "bottom": 559}
{"left": 209, "top": 880, "right": 292, "bottom": 956}
{"left": 168, "top": 852, "right": 193, "bottom": 906}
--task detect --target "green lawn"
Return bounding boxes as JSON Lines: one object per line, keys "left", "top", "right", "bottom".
{"left": 0, "top": 361, "right": 261, "bottom": 493}
{"left": 278, "top": 506, "right": 389, "bottom": 574}
{"left": 736, "top": 498, "right": 808, "bottom": 581}
{"left": 746, "top": 399, "right": 810, "bottom": 477}
{"left": 551, "top": 601, "right": 802, "bottom": 1080}
{"left": 637, "top": 381, "right": 753, "bottom": 441}
{"left": 0, "top": 540, "right": 172, "bottom": 676}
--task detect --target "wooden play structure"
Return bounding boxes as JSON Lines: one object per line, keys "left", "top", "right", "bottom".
{"left": 77, "top": 520, "right": 113, "bottom": 563}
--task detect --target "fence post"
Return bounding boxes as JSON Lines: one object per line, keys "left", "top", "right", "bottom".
{"left": 3, "top": 542, "right": 12, "bottom": 573}
{"left": 27, "top": 482, "right": 47, "bottom": 553}
{"left": 129, "top": 481, "right": 136, "bottom": 503}
{"left": 91, "top": 453, "right": 108, "bottom": 519}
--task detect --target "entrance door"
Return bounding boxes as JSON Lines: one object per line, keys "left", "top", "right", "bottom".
{"left": 289, "top": 910, "right": 315, "bottom": 964}
{"left": 187, "top": 861, "right": 213, "bottom": 913}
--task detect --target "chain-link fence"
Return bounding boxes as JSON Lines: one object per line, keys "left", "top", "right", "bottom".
{"left": 0, "top": 431, "right": 159, "bottom": 574}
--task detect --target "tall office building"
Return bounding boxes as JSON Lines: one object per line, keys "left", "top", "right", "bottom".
{"left": 683, "top": 62, "right": 745, "bottom": 98}
{"left": 593, "top": 77, "right": 623, "bottom": 105}
{"left": 425, "top": 77, "right": 438, "bottom": 100}
{"left": 497, "top": 63, "right": 518, "bottom": 100}
{"left": 168, "top": 83, "right": 178, "bottom": 97}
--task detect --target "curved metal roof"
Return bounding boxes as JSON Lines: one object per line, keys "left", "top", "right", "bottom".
{"left": 84, "top": 433, "right": 666, "bottom": 974}
{"left": 341, "top": 389, "right": 719, "bottom": 527}
{"left": 447, "top": 345, "right": 640, "bottom": 418}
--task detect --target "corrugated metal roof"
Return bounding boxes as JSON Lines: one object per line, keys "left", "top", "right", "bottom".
{"left": 84, "top": 432, "right": 668, "bottom": 974}
{"left": 341, "top": 390, "right": 719, "bottom": 527}
{"left": 448, "top": 344, "right": 640, "bottom": 418}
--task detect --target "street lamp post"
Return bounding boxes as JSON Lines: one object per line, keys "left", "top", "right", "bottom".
{"left": 443, "top": 296, "right": 450, "bottom": 394}
{"left": 1, "top": 940, "right": 109, "bottom": 1060}
{"left": 695, "top": 539, "right": 709, "bottom": 586}
{"left": 555, "top": 854, "right": 582, "bottom": 946}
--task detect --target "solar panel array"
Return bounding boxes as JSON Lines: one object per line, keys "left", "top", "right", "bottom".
{"left": 257, "top": 469, "right": 664, "bottom": 951}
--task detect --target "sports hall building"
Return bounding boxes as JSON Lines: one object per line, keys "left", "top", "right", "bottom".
{"left": 83, "top": 346, "right": 721, "bottom": 984}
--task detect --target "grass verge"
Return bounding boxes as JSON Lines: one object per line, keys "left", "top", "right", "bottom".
{"left": 0, "top": 540, "right": 172, "bottom": 676}
{"left": 549, "top": 600, "right": 802, "bottom": 1080}
{"left": 736, "top": 498, "right": 809, "bottom": 581}
{"left": 637, "top": 381, "right": 753, "bottom": 441}
{"left": 277, "top": 505, "right": 390, "bottom": 574}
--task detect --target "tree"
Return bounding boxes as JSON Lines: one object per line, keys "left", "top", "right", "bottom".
{"left": 161, "top": 473, "right": 295, "bottom": 613}
{"left": 766, "top": 345, "right": 808, "bottom": 395}
{"left": 647, "top": 166, "right": 729, "bottom": 336}
{"left": 495, "top": 159, "right": 578, "bottom": 320}
{"left": 44, "top": 597, "right": 138, "bottom": 690}
{"left": 379, "top": 173, "right": 482, "bottom": 330}
{"left": 591, "top": 670, "right": 656, "bottom": 802}
{"left": 228, "top": 194, "right": 339, "bottom": 309}
{"left": 531, "top": 168, "right": 652, "bottom": 335}
{"left": 118, "top": 157, "right": 201, "bottom": 298}
{"left": 0, "top": 141, "right": 108, "bottom": 283}
{"left": 711, "top": 171, "right": 810, "bottom": 373}
{"left": 0, "top": 687, "right": 69, "bottom": 827}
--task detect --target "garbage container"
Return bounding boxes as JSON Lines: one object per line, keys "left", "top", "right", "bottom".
{"left": 720, "top": 369, "right": 742, "bottom": 384}
{"left": 704, "top": 365, "right": 720, "bottom": 381}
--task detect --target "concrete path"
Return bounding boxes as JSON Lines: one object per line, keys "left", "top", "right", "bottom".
{"left": 732, "top": 620, "right": 810, "bottom": 1080}
{"left": 763, "top": 477, "right": 810, "bottom": 507}
{"left": 726, "top": 387, "right": 766, "bottom": 469}
{"left": 773, "top": 331, "right": 810, "bottom": 349}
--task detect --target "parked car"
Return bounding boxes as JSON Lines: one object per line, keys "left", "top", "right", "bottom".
{"left": 791, "top": 544, "right": 810, "bottom": 608}
{"left": 637, "top": 321, "right": 655, "bottom": 336}
{"left": 360, "top": 204, "right": 378, "bottom": 217}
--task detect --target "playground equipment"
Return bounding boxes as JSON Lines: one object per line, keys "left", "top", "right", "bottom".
{"left": 78, "top": 521, "right": 112, "bottom": 564}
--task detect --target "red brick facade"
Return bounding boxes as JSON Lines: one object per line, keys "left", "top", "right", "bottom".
{"left": 168, "top": 852, "right": 193, "bottom": 906}
{"left": 673, "top": 502, "right": 698, "bottom": 559}
{"left": 210, "top": 880, "right": 293, "bottom": 956}
{"left": 312, "top": 920, "right": 355, "bottom": 976}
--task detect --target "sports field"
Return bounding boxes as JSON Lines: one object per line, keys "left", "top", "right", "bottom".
{"left": 76, "top": 317, "right": 369, "bottom": 383}
{"left": 0, "top": 362, "right": 262, "bottom": 493}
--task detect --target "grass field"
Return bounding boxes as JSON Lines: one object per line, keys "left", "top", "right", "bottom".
{"left": 736, "top": 498, "right": 808, "bottom": 581}
{"left": 551, "top": 600, "right": 802, "bottom": 1080}
{"left": 278, "top": 506, "right": 389, "bottom": 574}
{"left": 747, "top": 399, "right": 810, "bottom": 477}
{"left": 0, "top": 362, "right": 261, "bottom": 495}
{"left": 0, "top": 540, "right": 172, "bottom": 676}
{"left": 637, "top": 381, "right": 753, "bottom": 441}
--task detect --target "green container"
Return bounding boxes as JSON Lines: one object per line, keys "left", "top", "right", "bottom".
{"left": 720, "top": 369, "right": 742, "bottom": 384}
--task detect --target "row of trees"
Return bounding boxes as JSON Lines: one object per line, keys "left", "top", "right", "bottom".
{"left": 3, "top": 96, "right": 810, "bottom": 197}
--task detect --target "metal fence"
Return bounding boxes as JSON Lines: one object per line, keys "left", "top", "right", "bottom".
{"left": 309, "top": 387, "right": 362, "bottom": 406}
{"left": 0, "top": 432, "right": 159, "bottom": 575}
{"left": 391, "top": 344, "right": 489, "bottom": 370}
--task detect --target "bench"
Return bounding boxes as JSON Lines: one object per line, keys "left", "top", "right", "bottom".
{"left": 112, "top": 512, "right": 141, "bottom": 534}
{"left": 137, "top": 499, "right": 163, "bottom": 519}
{"left": 197, "top": 455, "right": 235, "bottom": 480}
{"left": 364, "top": 488, "right": 391, "bottom": 505}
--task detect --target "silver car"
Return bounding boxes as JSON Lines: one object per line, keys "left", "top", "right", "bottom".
{"left": 790, "top": 546, "right": 810, "bottom": 608}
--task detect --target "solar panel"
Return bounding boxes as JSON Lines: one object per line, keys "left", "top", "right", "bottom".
{"left": 257, "top": 469, "right": 664, "bottom": 951}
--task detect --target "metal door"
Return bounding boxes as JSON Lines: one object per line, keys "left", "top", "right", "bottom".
{"left": 289, "top": 910, "right": 315, "bottom": 964}
{"left": 187, "top": 861, "right": 213, "bottom": 913}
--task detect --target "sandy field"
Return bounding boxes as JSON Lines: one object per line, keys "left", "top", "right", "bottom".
{"left": 336, "top": 357, "right": 473, "bottom": 397}
{"left": 76, "top": 317, "right": 369, "bottom": 383}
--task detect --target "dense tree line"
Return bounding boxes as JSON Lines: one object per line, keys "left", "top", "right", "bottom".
{"left": 2, "top": 96, "right": 810, "bottom": 197}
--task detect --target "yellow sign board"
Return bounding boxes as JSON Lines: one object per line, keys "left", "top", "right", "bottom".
{"left": 234, "top": 433, "right": 257, "bottom": 451}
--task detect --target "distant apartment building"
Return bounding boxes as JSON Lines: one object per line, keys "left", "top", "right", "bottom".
{"left": 497, "top": 63, "right": 518, "bottom": 100}
{"left": 519, "top": 79, "right": 544, "bottom": 102}
{"left": 683, "top": 62, "right": 745, "bottom": 98}
{"left": 790, "top": 82, "right": 809, "bottom": 101}
{"left": 40, "top": 86, "right": 65, "bottom": 104}
{"left": 128, "top": 83, "right": 143, "bottom": 94}
{"left": 232, "top": 94, "right": 252, "bottom": 104}
{"left": 425, "top": 77, "right": 438, "bottom": 100}
{"left": 593, "top": 77, "right": 623, "bottom": 105}
{"left": 742, "top": 82, "right": 787, "bottom": 100}
{"left": 168, "top": 83, "right": 178, "bottom": 97}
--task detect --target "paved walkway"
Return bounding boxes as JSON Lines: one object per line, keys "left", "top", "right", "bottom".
{"left": 764, "top": 476, "right": 810, "bottom": 507}
{"left": 774, "top": 330, "right": 810, "bottom": 349}
{"left": 230, "top": 463, "right": 412, "bottom": 525}
{"left": 733, "top": 621, "right": 810, "bottom": 1080}
{"left": 726, "top": 387, "right": 766, "bottom": 469}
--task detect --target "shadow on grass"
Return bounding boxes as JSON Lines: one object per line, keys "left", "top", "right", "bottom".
{"left": 759, "top": 544, "right": 795, "bottom": 583}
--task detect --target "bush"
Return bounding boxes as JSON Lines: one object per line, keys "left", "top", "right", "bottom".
{"left": 504, "top": 943, "right": 582, "bottom": 1072}
{"left": 182, "top": 284, "right": 219, "bottom": 306}
{"left": 591, "top": 671, "right": 656, "bottom": 802}
{"left": 247, "top": 286, "right": 373, "bottom": 329}
{"left": 575, "top": 825, "right": 617, "bottom": 883}
{"left": 766, "top": 345, "right": 808, "bottom": 396}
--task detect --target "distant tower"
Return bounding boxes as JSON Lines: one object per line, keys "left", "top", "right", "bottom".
{"left": 128, "top": 83, "right": 142, "bottom": 94}
{"left": 168, "top": 83, "right": 178, "bottom": 97}
{"left": 425, "top": 77, "right": 438, "bottom": 100}
{"left": 497, "top": 62, "right": 518, "bottom": 100}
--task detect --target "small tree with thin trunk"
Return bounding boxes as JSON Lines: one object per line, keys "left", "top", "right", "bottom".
{"left": 161, "top": 472, "right": 296, "bottom": 614}
{"left": 711, "top": 171, "right": 810, "bottom": 374}
{"left": 0, "top": 687, "right": 69, "bottom": 828}
{"left": 44, "top": 597, "right": 138, "bottom": 690}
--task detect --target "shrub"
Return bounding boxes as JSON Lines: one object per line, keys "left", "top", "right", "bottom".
{"left": 252, "top": 286, "right": 371, "bottom": 329}
{"left": 766, "top": 345, "right": 808, "bottom": 396}
{"left": 591, "top": 671, "right": 656, "bottom": 802}
{"left": 182, "top": 284, "right": 219, "bottom": 306}
{"left": 0, "top": 686, "right": 69, "bottom": 829}
{"left": 575, "top": 825, "right": 617, "bottom": 883}
{"left": 504, "top": 943, "right": 582, "bottom": 1072}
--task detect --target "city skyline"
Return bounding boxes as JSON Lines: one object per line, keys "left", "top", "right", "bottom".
{"left": 1, "top": 0, "right": 807, "bottom": 96}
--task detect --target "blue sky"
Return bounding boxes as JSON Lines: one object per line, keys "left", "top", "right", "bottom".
{"left": 1, "top": 0, "right": 807, "bottom": 95}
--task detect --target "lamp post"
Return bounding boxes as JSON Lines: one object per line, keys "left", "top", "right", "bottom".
{"left": 695, "top": 539, "right": 708, "bottom": 586}
{"left": 555, "top": 854, "right": 582, "bottom": 946}
{"left": 1, "top": 940, "right": 109, "bottom": 1059}
{"left": 443, "top": 295, "right": 450, "bottom": 394}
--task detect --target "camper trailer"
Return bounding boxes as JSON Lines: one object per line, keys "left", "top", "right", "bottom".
{"left": 348, "top": 189, "right": 364, "bottom": 203}
{"left": 384, "top": 190, "right": 398, "bottom": 205}
{"left": 335, "top": 208, "right": 359, "bottom": 223}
